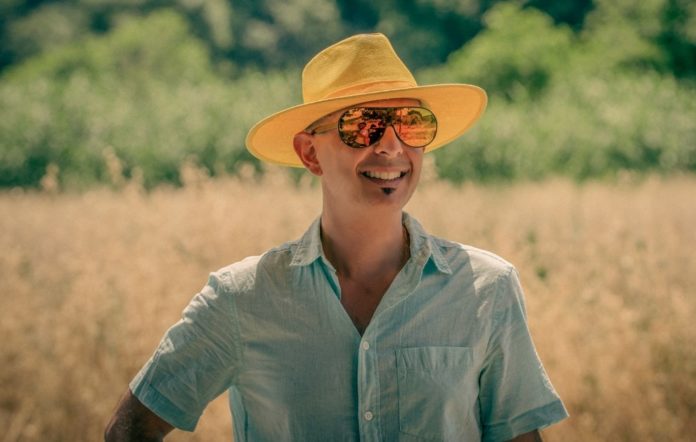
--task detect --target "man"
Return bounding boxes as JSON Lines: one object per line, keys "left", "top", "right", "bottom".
{"left": 106, "top": 33, "right": 568, "bottom": 441}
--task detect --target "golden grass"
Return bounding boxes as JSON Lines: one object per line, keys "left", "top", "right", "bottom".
{"left": 1, "top": 171, "right": 694, "bottom": 441}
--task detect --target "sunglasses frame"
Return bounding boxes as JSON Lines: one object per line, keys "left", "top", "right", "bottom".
{"left": 307, "top": 106, "right": 438, "bottom": 149}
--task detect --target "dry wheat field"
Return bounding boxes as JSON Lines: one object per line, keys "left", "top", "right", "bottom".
{"left": 1, "top": 171, "right": 695, "bottom": 442}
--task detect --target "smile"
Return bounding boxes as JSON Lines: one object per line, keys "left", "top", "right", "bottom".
{"left": 360, "top": 170, "right": 407, "bottom": 181}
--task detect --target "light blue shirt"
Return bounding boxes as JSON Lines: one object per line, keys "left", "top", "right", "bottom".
{"left": 130, "top": 213, "right": 568, "bottom": 441}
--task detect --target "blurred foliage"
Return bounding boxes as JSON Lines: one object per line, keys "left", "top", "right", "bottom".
{"left": 419, "top": 3, "right": 575, "bottom": 100}
{"left": 1, "top": 0, "right": 593, "bottom": 73}
{"left": 0, "top": 11, "right": 299, "bottom": 188}
{"left": 431, "top": 70, "right": 696, "bottom": 182}
{"left": 425, "top": 1, "right": 696, "bottom": 182}
{"left": 0, "top": 0, "right": 695, "bottom": 188}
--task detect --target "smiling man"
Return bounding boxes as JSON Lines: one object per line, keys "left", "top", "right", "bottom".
{"left": 106, "top": 33, "right": 568, "bottom": 441}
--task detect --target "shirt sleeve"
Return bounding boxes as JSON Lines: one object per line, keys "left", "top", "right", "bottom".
{"left": 478, "top": 267, "right": 568, "bottom": 442}
{"left": 129, "top": 272, "right": 243, "bottom": 431}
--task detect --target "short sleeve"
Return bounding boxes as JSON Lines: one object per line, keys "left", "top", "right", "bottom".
{"left": 129, "top": 272, "right": 243, "bottom": 431}
{"left": 478, "top": 267, "right": 568, "bottom": 441}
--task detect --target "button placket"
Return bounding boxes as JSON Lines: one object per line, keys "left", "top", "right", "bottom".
{"left": 358, "top": 333, "right": 381, "bottom": 440}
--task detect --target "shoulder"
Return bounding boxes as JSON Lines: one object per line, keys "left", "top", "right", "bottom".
{"left": 405, "top": 214, "right": 514, "bottom": 283}
{"left": 208, "top": 239, "right": 299, "bottom": 295}
{"left": 427, "top": 233, "right": 524, "bottom": 308}
{"left": 430, "top": 236, "right": 528, "bottom": 325}
{"left": 430, "top": 234, "right": 515, "bottom": 282}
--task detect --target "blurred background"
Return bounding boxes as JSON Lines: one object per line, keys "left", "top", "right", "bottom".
{"left": 1, "top": 1, "right": 695, "bottom": 441}
{"left": 1, "top": 0, "right": 695, "bottom": 188}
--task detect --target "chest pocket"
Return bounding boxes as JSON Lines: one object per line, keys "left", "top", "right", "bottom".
{"left": 396, "top": 346, "right": 477, "bottom": 441}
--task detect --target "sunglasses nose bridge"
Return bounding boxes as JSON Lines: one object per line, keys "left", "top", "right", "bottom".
{"left": 372, "top": 124, "right": 404, "bottom": 156}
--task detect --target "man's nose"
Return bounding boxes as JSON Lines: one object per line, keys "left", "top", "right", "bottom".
{"left": 373, "top": 126, "right": 404, "bottom": 157}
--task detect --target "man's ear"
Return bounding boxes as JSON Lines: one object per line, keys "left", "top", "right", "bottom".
{"left": 293, "top": 132, "right": 323, "bottom": 176}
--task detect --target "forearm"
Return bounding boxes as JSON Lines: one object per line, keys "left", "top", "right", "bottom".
{"left": 105, "top": 390, "right": 174, "bottom": 442}
{"left": 508, "top": 429, "right": 543, "bottom": 442}
{"left": 104, "top": 419, "right": 166, "bottom": 442}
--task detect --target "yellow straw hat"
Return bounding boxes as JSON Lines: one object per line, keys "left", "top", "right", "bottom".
{"left": 245, "top": 33, "right": 487, "bottom": 167}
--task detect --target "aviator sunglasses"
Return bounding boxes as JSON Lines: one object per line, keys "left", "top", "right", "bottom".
{"left": 307, "top": 106, "right": 438, "bottom": 149}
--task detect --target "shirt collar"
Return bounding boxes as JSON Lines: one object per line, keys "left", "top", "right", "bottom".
{"left": 289, "top": 212, "right": 452, "bottom": 275}
{"left": 289, "top": 217, "right": 325, "bottom": 267}
{"left": 402, "top": 212, "right": 452, "bottom": 275}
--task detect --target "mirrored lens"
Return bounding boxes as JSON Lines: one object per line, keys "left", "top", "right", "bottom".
{"left": 393, "top": 108, "right": 437, "bottom": 148}
{"left": 338, "top": 108, "right": 385, "bottom": 147}
{"left": 338, "top": 107, "right": 437, "bottom": 148}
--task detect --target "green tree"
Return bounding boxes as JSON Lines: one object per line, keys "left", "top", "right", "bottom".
{"left": 0, "top": 9, "right": 299, "bottom": 188}
{"left": 657, "top": 0, "right": 696, "bottom": 77}
{"left": 419, "top": 2, "right": 696, "bottom": 182}
{"left": 420, "top": 2, "right": 574, "bottom": 101}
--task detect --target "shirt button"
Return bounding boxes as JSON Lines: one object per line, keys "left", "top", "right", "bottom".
{"left": 361, "top": 341, "right": 370, "bottom": 350}
{"left": 364, "top": 411, "right": 374, "bottom": 421}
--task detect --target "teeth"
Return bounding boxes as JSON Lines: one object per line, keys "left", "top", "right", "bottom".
{"left": 363, "top": 171, "right": 403, "bottom": 180}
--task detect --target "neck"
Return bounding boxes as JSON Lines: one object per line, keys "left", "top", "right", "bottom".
{"left": 320, "top": 208, "right": 409, "bottom": 280}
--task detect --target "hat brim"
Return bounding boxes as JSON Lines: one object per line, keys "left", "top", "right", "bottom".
{"left": 245, "top": 84, "right": 487, "bottom": 167}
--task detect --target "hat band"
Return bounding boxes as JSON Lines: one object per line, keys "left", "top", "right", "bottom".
{"left": 312, "top": 80, "right": 418, "bottom": 102}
